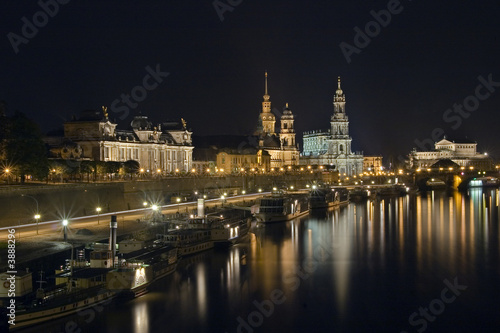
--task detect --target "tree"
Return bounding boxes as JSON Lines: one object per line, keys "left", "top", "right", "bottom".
{"left": 5, "top": 111, "right": 49, "bottom": 182}
{"left": 0, "top": 101, "right": 8, "bottom": 160}
{"left": 123, "top": 160, "right": 140, "bottom": 175}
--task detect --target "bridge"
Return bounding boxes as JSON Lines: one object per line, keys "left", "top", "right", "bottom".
{"left": 412, "top": 168, "right": 498, "bottom": 190}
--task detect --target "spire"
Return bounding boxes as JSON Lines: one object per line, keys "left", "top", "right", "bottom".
{"left": 265, "top": 71, "right": 268, "bottom": 95}
{"left": 337, "top": 76, "right": 341, "bottom": 90}
{"left": 263, "top": 71, "right": 270, "bottom": 102}
{"left": 286, "top": 102, "right": 288, "bottom": 108}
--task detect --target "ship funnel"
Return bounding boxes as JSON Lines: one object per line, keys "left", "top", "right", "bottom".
{"left": 109, "top": 215, "right": 117, "bottom": 267}
{"left": 197, "top": 198, "right": 205, "bottom": 217}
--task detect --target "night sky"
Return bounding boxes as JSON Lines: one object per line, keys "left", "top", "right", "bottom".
{"left": 2, "top": 0, "right": 500, "bottom": 161}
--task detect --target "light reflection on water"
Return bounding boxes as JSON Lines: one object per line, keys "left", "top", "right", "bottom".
{"left": 22, "top": 189, "right": 500, "bottom": 333}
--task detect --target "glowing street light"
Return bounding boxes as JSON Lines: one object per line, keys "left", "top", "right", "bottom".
{"left": 96, "top": 207, "right": 102, "bottom": 225}
{"left": 34, "top": 214, "right": 41, "bottom": 235}
{"left": 62, "top": 219, "right": 69, "bottom": 242}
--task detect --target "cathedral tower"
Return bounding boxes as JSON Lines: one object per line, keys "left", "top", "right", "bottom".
{"left": 280, "top": 103, "right": 296, "bottom": 148}
{"left": 258, "top": 72, "right": 276, "bottom": 135}
{"left": 280, "top": 103, "right": 299, "bottom": 165}
{"left": 330, "top": 77, "right": 351, "bottom": 154}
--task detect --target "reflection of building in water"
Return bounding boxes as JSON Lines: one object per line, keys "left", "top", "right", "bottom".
{"left": 408, "top": 137, "right": 493, "bottom": 170}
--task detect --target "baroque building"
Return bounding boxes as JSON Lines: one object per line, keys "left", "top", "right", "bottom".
{"left": 256, "top": 72, "right": 300, "bottom": 168}
{"left": 408, "top": 137, "right": 493, "bottom": 170}
{"left": 216, "top": 147, "right": 271, "bottom": 174}
{"left": 54, "top": 108, "right": 193, "bottom": 172}
{"left": 301, "top": 77, "right": 363, "bottom": 176}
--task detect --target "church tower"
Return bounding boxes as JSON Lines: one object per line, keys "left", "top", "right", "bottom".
{"left": 330, "top": 77, "right": 351, "bottom": 155}
{"left": 280, "top": 103, "right": 299, "bottom": 165}
{"left": 258, "top": 72, "right": 276, "bottom": 135}
{"left": 280, "top": 103, "right": 296, "bottom": 148}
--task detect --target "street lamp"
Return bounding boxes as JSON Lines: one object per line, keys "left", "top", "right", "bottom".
{"left": 176, "top": 197, "right": 181, "bottom": 214}
{"left": 151, "top": 204, "right": 159, "bottom": 221}
{"left": 34, "top": 214, "right": 41, "bottom": 235}
{"left": 96, "top": 207, "right": 102, "bottom": 225}
{"left": 22, "top": 194, "right": 40, "bottom": 232}
{"left": 62, "top": 219, "right": 69, "bottom": 242}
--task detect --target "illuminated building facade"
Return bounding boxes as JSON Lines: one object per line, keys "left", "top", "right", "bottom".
{"left": 301, "top": 77, "right": 364, "bottom": 176}
{"left": 60, "top": 109, "right": 193, "bottom": 172}
{"left": 363, "top": 156, "right": 383, "bottom": 173}
{"left": 256, "top": 72, "right": 300, "bottom": 168}
{"left": 409, "top": 137, "right": 493, "bottom": 170}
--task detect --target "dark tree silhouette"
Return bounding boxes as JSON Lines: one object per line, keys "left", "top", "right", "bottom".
{"left": 5, "top": 111, "right": 49, "bottom": 182}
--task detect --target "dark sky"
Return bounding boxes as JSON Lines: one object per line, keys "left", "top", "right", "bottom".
{"left": 2, "top": 0, "right": 500, "bottom": 160}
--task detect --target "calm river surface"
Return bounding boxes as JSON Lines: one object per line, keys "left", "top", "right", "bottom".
{"left": 25, "top": 189, "right": 500, "bottom": 333}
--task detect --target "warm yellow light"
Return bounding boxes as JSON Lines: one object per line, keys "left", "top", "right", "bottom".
{"left": 191, "top": 168, "right": 196, "bottom": 173}
{"left": 5, "top": 169, "right": 9, "bottom": 173}
{"left": 206, "top": 168, "right": 210, "bottom": 172}
{"left": 157, "top": 169, "right": 161, "bottom": 173}
{"left": 175, "top": 168, "right": 179, "bottom": 173}
{"left": 34, "top": 214, "right": 41, "bottom": 219}
{"left": 140, "top": 168, "right": 144, "bottom": 173}
{"left": 96, "top": 207, "right": 102, "bottom": 213}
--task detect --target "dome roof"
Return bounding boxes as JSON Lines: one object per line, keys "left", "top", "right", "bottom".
{"left": 131, "top": 115, "right": 152, "bottom": 130}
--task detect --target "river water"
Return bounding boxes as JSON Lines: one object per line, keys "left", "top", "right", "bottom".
{"left": 23, "top": 188, "right": 500, "bottom": 333}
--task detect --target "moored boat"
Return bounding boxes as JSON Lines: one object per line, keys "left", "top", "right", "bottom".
{"left": 309, "top": 187, "right": 349, "bottom": 209}
{"left": 256, "top": 191, "right": 309, "bottom": 223}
